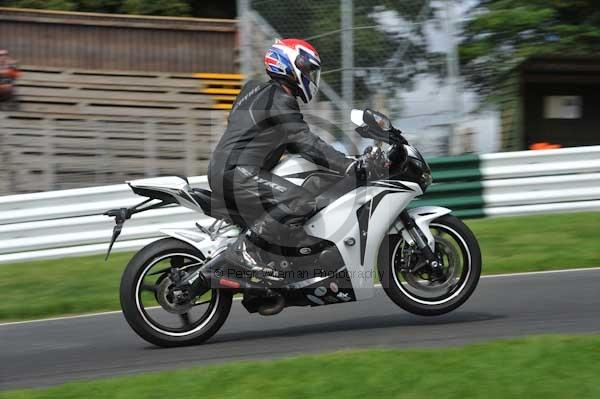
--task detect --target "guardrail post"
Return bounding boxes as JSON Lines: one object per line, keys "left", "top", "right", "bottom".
{"left": 0, "top": 114, "right": 8, "bottom": 194}
{"left": 145, "top": 121, "right": 158, "bottom": 177}
{"left": 43, "top": 121, "right": 55, "bottom": 191}
{"left": 95, "top": 119, "right": 110, "bottom": 185}
{"left": 185, "top": 120, "right": 195, "bottom": 178}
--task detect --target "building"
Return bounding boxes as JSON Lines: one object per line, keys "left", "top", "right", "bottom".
{"left": 501, "top": 56, "right": 600, "bottom": 150}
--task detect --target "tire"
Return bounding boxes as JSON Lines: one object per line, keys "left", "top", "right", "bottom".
{"left": 377, "top": 214, "right": 482, "bottom": 316}
{"left": 120, "top": 238, "right": 232, "bottom": 347}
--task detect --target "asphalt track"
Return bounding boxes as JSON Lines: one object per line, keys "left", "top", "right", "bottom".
{"left": 2, "top": 268, "right": 600, "bottom": 390}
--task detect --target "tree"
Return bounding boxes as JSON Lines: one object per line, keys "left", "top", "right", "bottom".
{"left": 460, "top": 0, "right": 600, "bottom": 95}
{"left": 0, "top": 0, "right": 76, "bottom": 10}
{"left": 120, "top": 0, "right": 190, "bottom": 17}
{"left": 75, "top": 0, "right": 127, "bottom": 13}
{"left": 0, "top": 0, "right": 235, "bottom": 18}
{"left": 253, "top": 0, "right": 441, "bottom": 104}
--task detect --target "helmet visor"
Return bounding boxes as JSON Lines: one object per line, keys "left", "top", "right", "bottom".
{"left": 309, "top": 68, "right": 320, "bottom": 87}
{"left": 295, "top": 51, "right": 321, "bottom": 102}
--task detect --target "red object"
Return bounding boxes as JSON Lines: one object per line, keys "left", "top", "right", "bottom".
{"left": 529, "top": 142, "right": 562, "bottom": 150}
{"left": 219, "top": 278, "right": 241, "bottom": 289}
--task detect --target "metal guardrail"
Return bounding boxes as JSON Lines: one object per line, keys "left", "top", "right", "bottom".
{"left": 0, "top": 176, "right": 211, "bottom": 264}
{"left": 414, "top": 145, "right": 600, "bottom": 218}
{"left": 1, "top": 146, "right": 600, "bottom": 264}
{"left": 480, "top": 146, "right": 600, "bottom": 216}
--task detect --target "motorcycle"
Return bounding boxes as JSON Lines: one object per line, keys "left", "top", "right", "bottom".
{"left": 106, "top": 109, "right": 482, "bottom": 347}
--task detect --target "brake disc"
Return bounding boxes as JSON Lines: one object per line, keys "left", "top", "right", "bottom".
{"left": 400, "top": 235, "right": 459, "bottom": 290}
{"left": 156, "top": 276, "right": 194, "bottom": 315}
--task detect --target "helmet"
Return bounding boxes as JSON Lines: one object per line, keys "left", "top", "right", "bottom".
{"left": 264, "top": 38, "right": 321, "bottom": 103}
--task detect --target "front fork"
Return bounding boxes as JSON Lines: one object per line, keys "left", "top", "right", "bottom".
{"left": 398, "top": 210, "right": 443, "bottom": 275}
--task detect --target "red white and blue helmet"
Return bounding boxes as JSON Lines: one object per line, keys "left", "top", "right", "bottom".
{"left": 264, "top": 38, "right": 321, "bottom": 103}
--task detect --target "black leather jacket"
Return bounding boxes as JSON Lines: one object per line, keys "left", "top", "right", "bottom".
{"left": 208, "top": 80, "right": 352, "bottom": 181}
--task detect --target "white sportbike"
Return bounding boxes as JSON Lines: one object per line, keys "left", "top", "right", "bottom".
{"left": 106, "top": 109, "right": 482, "bottom": 347}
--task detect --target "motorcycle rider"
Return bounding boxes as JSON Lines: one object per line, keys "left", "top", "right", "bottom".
{"left": 208, "top": 38, "right": 354, "bottom": 276}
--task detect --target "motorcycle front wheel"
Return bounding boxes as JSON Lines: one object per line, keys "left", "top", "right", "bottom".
{"left": 378, "top": 214, "right": 482, "bottom": 316}
{"left": 120, "top": 238, "right": 232, "bottom": 347}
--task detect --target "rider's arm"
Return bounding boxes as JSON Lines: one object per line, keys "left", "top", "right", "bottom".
{"left": 270, "top": 93, "right": 352, "bottom": 174}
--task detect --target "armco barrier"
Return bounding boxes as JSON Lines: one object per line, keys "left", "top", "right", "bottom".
{"left": 480, "top": 146, "right": 600, "bottom": 216}
{"left": 411, "top": 154, "right": 484, "bottom": 218}
{"left": 414, "top": 145, "right": 600, "bottom": 218}
{"left": 0, "top": 176, "right": 211, "bottom": 264}
{"left": 0, "top": 146, "right": 599, "bottom": 264}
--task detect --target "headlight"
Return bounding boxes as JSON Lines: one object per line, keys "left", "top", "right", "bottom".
{"left": 422, "top": 171, "right": 433, "bottom": 188}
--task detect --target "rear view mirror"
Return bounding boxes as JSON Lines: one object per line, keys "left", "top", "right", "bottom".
{"left": 351, "top": 108, "right": 402, "bottom": 145}
{"left": 350, "top": 109, "right": 365, "bottom": 126}
{"left": 363, "top": 109, "right": 392, "bottom": 131}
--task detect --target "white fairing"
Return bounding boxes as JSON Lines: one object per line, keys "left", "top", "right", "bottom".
{"left": 128, "top": 176, "right": 188, "bottom": 191}
{"left": 400, "top": 206, "right": 453, "bottom": 251}
{"left": 305, "top": 181, "right": 422, "bottom": 300}
{"left": 160, "top": 228, "right": 237, "bottom": 258}
{"left": 128, "top": 176, "right": 203, "bottom": 212}
{"left": 272, "top": 155, "right": 326, "bottom": 177}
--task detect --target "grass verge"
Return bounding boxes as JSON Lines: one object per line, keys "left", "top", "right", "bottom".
{"left": 0, "top": 211, "right": 598, "bottom": 322}
{"left": 2, "top": 335, "right": 600, "bottom": 398}
{"left": 466, "top": 211, "right": 600, "bottom": 273}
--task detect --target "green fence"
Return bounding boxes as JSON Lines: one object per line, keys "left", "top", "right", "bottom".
{"left": 411, "top": 154, "right": 485, "bottom": 219}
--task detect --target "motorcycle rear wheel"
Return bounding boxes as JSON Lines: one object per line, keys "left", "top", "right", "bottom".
{"left": 120, "top": 238, "right": 232, "bottom": 347}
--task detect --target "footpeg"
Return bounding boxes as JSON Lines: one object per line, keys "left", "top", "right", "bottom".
{"left": 252, "top": 263, "right": 284, "bottom": 282}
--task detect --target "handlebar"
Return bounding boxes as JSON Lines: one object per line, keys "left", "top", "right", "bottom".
{"left": 347, "top": 145, "right": 389, "bottom": 180}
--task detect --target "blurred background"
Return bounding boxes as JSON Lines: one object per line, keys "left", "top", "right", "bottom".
{"left": 1, "top": 3, "right": 600, "bottom": 394}
{"left": 2, "top": 0, "right": 598, "bottom": 195}
{"left": 0, "top": 0, "right": 599, "bottom": 261}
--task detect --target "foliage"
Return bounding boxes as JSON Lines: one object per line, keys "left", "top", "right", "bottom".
{"left": 0, "top": 0, "right": 76, "bottom": 11}
{"left": 253, "top": 0, "right": 441, "bottom": 103}
{"left": 4, "top": 335, "right": 600, "bottom": 398}
{"left": 460, "top": 0, "right": 600, "bottom": 94}
{"left": 0, "top": 0, "right": 234, "bottom": 18}
{"left": 120, "top": 0, "right": 190, "bottom": 17}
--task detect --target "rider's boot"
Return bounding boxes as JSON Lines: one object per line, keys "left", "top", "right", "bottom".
{"left": 223, "top": 214, "right": 324, "bottom": 315}
{"left": 222, "top": 233, "right": 287, "bottom": 316}
{"left": 224, "top": 233, "right": 282, "bottom": 280}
